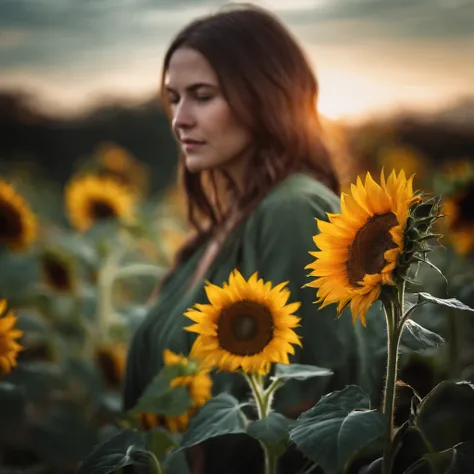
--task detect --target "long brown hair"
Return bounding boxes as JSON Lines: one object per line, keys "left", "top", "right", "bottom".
{"left": 160, "top": 4, "right": 339, "bottom": 284}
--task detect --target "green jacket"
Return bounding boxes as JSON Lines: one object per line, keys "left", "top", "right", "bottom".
{"left": 123, "top": 172, "right": 386, "bottom": 473}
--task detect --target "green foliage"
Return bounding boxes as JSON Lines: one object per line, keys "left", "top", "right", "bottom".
{"left": 0, "top": 382, "right": 26, "bottom": 438}
{"left": 272, "top": 363, "right": 333, "bottom": 381}
{"left": 415, "top": 381, "right": 474, "bottom": 452}
{"left": 145, "top": 428, "right": 179, "bottom": 462}
{"left": 416, "top": 293, "right": 474, "bottom": 312}
{"left": 178, "top": 393, "right": 248, "bottom": 451}
{"left": 289, "top": 386, "right": 386, "bottom": 474}
{"left": 399, "top": 320, "right": 445, "bottom": 352}
{"left": 247, "top": 412, "right": 291, "bottom": 456}
{"left": 76, "top": 429, "right": 149, "bottom": 474}
{"left": 129, "top": 364, "right": 192, "bottom": 417}
{"left": 353, "top": 380, "right": 474, "bottom": 474}
{"left": 405, "top": 441, "right": 474, "bottom": 474}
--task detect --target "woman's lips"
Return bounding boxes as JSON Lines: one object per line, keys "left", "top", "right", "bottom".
{"left": 182, "top": 139, "right": 206, "bottom": 151}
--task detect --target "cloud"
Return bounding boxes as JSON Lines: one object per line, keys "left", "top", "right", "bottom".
{"left": 0, "top": 0, "right": 472, "bottom": 118}
{"left": 0, "top": 28, "right": 29, "bottom": 49}
{"left": 282, "top": 0, "right": 474, "bottom": 42}
{"left": 1, "top": 0, "right": 472, "bottom": 69}
{"left": 0, "top": 0, "right": 224, "bottom": 70}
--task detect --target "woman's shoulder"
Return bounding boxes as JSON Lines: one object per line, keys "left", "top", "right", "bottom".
{"left": 256, "top": 172, "right": 340, "bottom": 218}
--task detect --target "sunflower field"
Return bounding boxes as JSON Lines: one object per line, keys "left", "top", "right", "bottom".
{"left": 2, "top": 100, "right": 474, "bottom": 474}
{"left": 0, "top": 143, "right": 189, "bottom": 473}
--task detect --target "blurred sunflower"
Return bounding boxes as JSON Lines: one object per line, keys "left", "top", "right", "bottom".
{"left": 441, "top": 158, "right": 473, "bottom": 183}
{"left": 96, "top": 142, "right": 148, "bottom": 193}
{"left": 0, "top": 299, "right": 23, "bottom": 376}
{"left": 378, "top": 145, "right": 427, "bottom": 181}
{"left": 0, "top": 179, "right": 36, "bottom": 252}
{"left": 40, "top": 249, "right": 77, "bottom": 293}
{"left": 94, "top": 343, "right": 127, "bottom": 390}
{"left": 306, "top": 170, "right": 426, "bottom": 325}
{"left": 443, "top": 182, "right": 474, "bottom": 255}
{"left": 65, "top": 174, "right": 136, "bottom": 232}
{"left": 139, "top": 349, "right": 212, "bottom": 433}
{"left": 185, "top": 270, "right": 302, "bottom": 375}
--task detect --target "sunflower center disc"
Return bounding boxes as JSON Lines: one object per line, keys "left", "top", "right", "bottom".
{"left": 218, "top": 300, "right": 274, "bottom": 356}
{"left": 231, "top": 315, "right": 259, "bottom": 341}
{"left": 42, "top": 254, "right": 73, "bottom": 291}
{"left": 347, "top": 212, "right": 398, "bottom": 286}
{"left": 95, "top": 349, "right": 122, "bottom": 387}
{"left": 0, "top": 199, "right": 24, "bottom": 239}
{"left": 90, "top": 201, "right": 116, "bottom": 220}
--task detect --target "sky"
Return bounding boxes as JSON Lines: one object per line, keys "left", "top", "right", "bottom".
{"left": 0, "top": 0, "right": 473, "bottom": 120}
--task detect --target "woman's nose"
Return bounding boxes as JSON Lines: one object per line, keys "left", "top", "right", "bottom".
{"left": 172, "top": 102, "right": 195, "bottom": 130}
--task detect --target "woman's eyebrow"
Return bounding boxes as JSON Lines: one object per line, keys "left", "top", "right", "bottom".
{"left": 165, "top": 82, "right": 218, "bottom": 93}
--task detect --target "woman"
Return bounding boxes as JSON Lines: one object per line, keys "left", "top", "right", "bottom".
{"left": 123, "top": 4, "right": 385, "bottom": 473}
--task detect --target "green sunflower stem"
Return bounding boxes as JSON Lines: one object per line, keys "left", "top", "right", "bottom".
{"left": 245, "top": 373, "right": 278, "bottom": 474}
{"left": 148, "top": 452, "right": 163, "bottom": 474}
{"left": 381, "top": 290, "right": 404, "bottom": 474}
{"left": 96, "top": 245, "right": 124, "bottom": 343}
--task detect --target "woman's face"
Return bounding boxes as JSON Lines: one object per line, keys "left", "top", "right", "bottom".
{"left": 165, "top": 47, "right": 254, "bottom": 175}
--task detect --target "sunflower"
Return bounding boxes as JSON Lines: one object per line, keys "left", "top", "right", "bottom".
{"left": 65, "top": 174, "right": 136, "bottom": 232}
{"left": 40, "top": 249, "right": 77, "bottom": 292}
{"left": 185, "top": 270, "right": 302, "bottom": 375}
{"left": 306, "top": 170, "right": 424, "bottom": 325}
{"left": 0, "top": 179, "right": 36, "bottom": 252}
{"left": 443, "top": 183, "right": 474, "bottom": 255}
{"left": 0, "top": 300, "right": 23, "bottom": 376}
{"left": 138, "top": 349, "right": 212, "bottom": 433}
{"left": 96, "top": 142, "right": 148, "bottom": 192}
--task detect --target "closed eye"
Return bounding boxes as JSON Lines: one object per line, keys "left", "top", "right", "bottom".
{"left": 195, "top": 95, "right": 213, "bottom": 102}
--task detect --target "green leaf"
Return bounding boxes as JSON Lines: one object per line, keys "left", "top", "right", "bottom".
{"left": 415, "top": 381, "right": 474, "bottom": 452}
{"left": 130, "top": 364, "right": 192, "bottom": 417}
{"left": 417, "top": 293, "right": 474, "bottom": 312}
{"left": 0, "top": 382, "right": 26, "bottom": 438}
{"left": 358, "top": 458, "right": 382, "bottom": 474}
{"left": 405, "top": 441, "right": 474, "bottom": 474}
{"left": 5, "top": 362, "right": 66, "bottom": 402}
{"left": 399, "top": 320, "right": 445, "bottom": 352}
{"left": 145, "top": 428, "right": 178, "bottom": 461}
{"left": 15, "top": 311, "right": 49, "bottom": 333}
{"left": 0, "top": 252, "right": 39, "bottom": 301}
{"left": 289, "top": 386, "right": 386, "bottom": 474}
{"left": 64, "top": 357, "right": 106, "bottom": 397}
{"left": 272, "top": 363, "right": 333, "bottom": 381}
{"left": 402, "top": 301, "right": 421, "bottom": 320}
{"left": 429, "top": 441, "right": 474, "bottom": 473}
{"left": 418, "top": 258, "right": 448, "bottom": 287}
{"left": 76, "top": 429, "right": 149, "bottom": 474}
{"left": 31, "top": 400, "right": 99, "bottom": 470}
{"left": 247, "top": 412, "right": 290, "bottom": 456}
{"left": 391, "top": 423, "right": 433, "bottom": 474}
{"left": 178, "top": 393, "right": 247, "bottom": 451}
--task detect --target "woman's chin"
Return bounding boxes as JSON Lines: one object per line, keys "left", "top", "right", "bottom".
{"left": 185, "top": 156, "right": 212, "bottom": 173}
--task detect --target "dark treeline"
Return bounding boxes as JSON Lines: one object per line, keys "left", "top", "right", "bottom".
{"left": 1, "top": 90, "right": 474, "bottom": 193}
{"left": 0, "top": 91, "right": 178, "bottom": 193}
